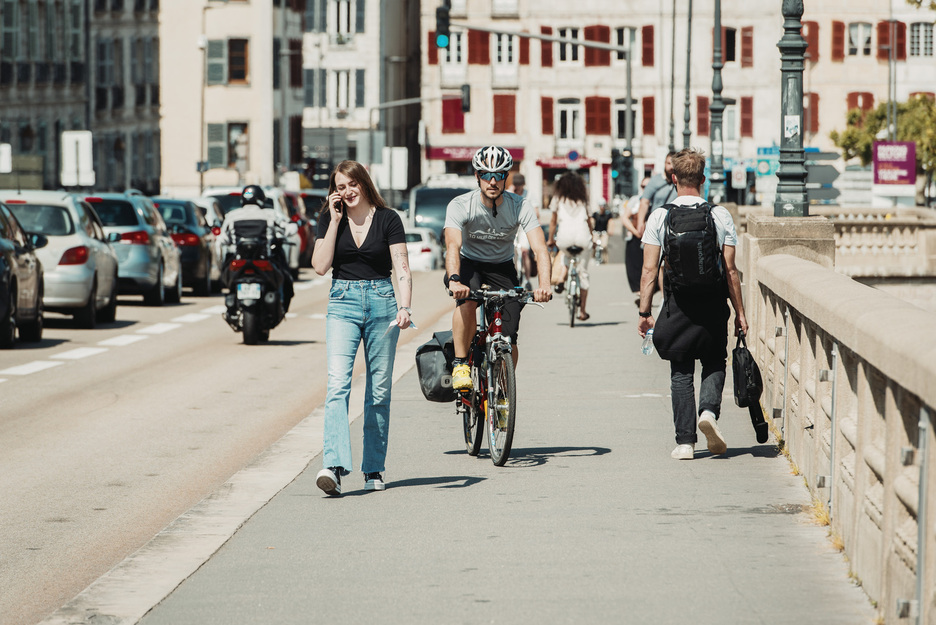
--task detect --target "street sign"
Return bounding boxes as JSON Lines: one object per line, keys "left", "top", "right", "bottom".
{"left": 805, "top": 163, "right": 840, "bottom": 203}
{"left": 61, "top": 131, "right": 96, "bottom": 187}
{"left": 731, "top": 168, "right": 747, "bottom": 189}
{"left": 873, "top": 141, "right": 916, "bottom": 185}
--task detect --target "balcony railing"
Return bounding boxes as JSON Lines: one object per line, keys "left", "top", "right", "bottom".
{"left": 17, "top": 62, "right": 31, "bottom": 84}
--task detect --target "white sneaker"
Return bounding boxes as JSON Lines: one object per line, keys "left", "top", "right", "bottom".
{"left": 316, "top": 467, "right": 342, "bottom": 496}
{"left": 698, "top": 411, "right": 727, "bottom": 455}
{"left": 671, "top": 443, "right": 695, "bottom": 460}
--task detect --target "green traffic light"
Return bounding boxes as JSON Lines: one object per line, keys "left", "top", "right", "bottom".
{"left": 436, "top": 33, "right": 449, "bottom": 48}
{"left": 611, "top": 170, "right": 619, "bottom": 179}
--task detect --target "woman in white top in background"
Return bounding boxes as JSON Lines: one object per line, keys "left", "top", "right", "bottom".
{"left": 547, "top": 172, "right": 594, "bottom": 321}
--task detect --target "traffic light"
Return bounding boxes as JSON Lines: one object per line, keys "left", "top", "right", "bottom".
{"left": 620, "top": 149, "right": 634, "bottom": 195}
{"left": 435, "top": 2, "right": 451, "bottom": 48}
{"left": 460, "top": 84, "right": 470, "bottom": 113}
{"left": 610, "top": 149, "right": 623, "bottom": 180}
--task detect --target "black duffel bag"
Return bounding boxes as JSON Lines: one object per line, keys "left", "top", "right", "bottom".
{"left": 732, "top": 331, "right": 769, "bottom": 443}
{"left": 415, "top": 330, "right": 457, "bottom": 402}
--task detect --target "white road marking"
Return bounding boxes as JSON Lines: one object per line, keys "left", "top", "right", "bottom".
{"left": 51, "top": 347, "right": 109, "bottom": 360}
{"left": 99, "top": 334, "right": 149, "bottom": 347}
{"left": 308, "top": 313, "right": 325, "bottom": 320}
{"left": 0, "top": 361, "right": 65, "bottom": 376}
{"left": 201, "top": 306, "right": 227, "bottom": 315}
{"left": 136, "top": 323, "right": 181, "bottom": 335}
{"left": 285, "top": 313, "right": 297, "bottom": 319}
{"left": 172, "top": 313, "right": 211, "bottom": 323}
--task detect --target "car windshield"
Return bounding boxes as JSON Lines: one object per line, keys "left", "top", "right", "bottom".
{"left": 300, "top": 194, "right": 327, "bottom": 217}
{"left": 7, "top": 204, "right": 74, "bottom": 236}
{"left": 208, "top": 194, "right": 243, "bottom": 215}
{"left": 414, "top": 188, "right": 467, "bottom": 222}
{"left": 88, "top": 199, "right": 139, "bottom": 227}
{"left": 405, "top": 233, "right": 425, "bottom": 243}
{"left": 155, "top": 201, "right": 190, "bottom": 225}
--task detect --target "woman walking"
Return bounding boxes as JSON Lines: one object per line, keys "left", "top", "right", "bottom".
{"left": 547, "top": 172, "right": 594, "bottom": 321}
{"left": 312, "top": 160, "right": 412, "bottom": 496}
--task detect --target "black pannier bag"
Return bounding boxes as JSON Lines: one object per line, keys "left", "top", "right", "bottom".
{"left": 415, "top": 330, "right": 457, "bottom": 402}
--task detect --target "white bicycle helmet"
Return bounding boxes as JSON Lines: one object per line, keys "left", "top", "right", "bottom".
{"left": 472, "top": 146, "right": 513, "bottom": 173}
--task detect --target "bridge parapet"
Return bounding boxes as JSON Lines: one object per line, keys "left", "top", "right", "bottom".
{"left": 740, "top": 218, "right": 935, "bottom": 624}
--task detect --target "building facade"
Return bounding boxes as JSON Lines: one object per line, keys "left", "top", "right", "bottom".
{"left": 160, "top": 0, "right": 305, "bottom": 199}
{"left": 0, "top": 0, "right": 90, "bottom": 190}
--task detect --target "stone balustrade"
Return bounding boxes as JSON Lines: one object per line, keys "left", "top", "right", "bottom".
{"left": 739, "top": 216, "right": 935, "bottom": 624}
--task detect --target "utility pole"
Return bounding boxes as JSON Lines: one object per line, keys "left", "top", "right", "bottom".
{"left": 709, "top": 0, "right": 726, "bottom": 205}
{"left": 668, "top": 0, "right": 676, "bottom": 153}
{"left": 774, "top": 0, "right": 808, "bottom": 217}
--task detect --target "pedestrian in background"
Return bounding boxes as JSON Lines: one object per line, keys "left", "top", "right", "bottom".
{"left": 547, "top": 172, "right": 594, "bottom": 321}
{"left": 637, "top": 148, "right": 748, "bottom": 460}
{"left": 637, "top": 151, "right": 677, "bottom": 237}
{"left": 311, "top": 160, "right": 413, "bottom": 495}
{"left": 591, "top": 200, "right": 611, "bottom": 263}
{"left": 622, "top": 176, "right": 649, "bottom": 299}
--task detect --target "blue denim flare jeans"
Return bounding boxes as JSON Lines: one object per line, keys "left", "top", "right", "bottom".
{"left": 323, "top": 278, "right": 400, "bottom": 475}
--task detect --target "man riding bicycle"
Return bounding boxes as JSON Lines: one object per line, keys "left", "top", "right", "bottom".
{"left": 443, "top": 146, "right": 553, "bottom": 391}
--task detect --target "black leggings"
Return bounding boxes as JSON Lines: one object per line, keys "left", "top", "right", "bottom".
{"left": 444, "top": 257, "right": 522, "bottom": 344}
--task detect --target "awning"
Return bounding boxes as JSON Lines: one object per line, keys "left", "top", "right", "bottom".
{"left": 426, "top": 146, "right": 525, "bottom": 161}
{"left": 535, "top": 157, "right": 598, "bottom": 169}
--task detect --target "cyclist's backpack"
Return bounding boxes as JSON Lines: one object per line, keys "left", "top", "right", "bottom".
{"left": 661, "top": 202, "right": 726, "bottom": 294}
{"left": 415, "top": 330, "right": 457, "bottom": 403}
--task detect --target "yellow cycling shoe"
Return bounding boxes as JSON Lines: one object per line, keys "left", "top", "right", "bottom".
{"left": 452, "top": 364, "right": 472, "bottom": 390}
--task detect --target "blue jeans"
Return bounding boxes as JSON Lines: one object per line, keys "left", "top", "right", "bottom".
{"left": 324, "top": 278, "right": 400, "bottom": 474}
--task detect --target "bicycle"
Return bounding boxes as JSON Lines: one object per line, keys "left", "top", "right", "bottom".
{"left": 564, "top": 245, "right": 585, "bottom": 327}
{"left": 593, "top": 236, "right": 605, "bottom": 265}
{"left": 454, "top": 287, "right": 542, "bottom": 466}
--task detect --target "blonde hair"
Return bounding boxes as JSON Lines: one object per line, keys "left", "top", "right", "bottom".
{"left": 671, "top": 148, "right": 707, "bottom": 189}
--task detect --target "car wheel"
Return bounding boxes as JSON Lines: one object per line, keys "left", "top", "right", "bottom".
{"left": 143, "top": 264, "right": 165, "bottom": 306}
{"left": 97, "top": 271, "right": 119, "bottom": 324}
{"left": 166, "top": 266, "right": 183, "bottom": 303}
{"left": 74, "top": 280, "right": 98, "bottom": 329}
{"left": 19, "top": 284, "right": 43, "bottom": 342}
{"left": 1, "top": 285, "right": 17, "bottom": 349}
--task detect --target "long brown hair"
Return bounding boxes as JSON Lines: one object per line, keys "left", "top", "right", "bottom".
{"left": 553, "top": 172, "right": 588, "bottom": 204}
{"left": 320, "top": 160, "right": 388, "bottom": 215}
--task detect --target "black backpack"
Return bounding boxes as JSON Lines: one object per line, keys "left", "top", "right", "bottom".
{"left": 415, "top": 331, "right": 457, "bottom": 403}
{"left": 661, "top": 202, "right": 726, "bottom": 294}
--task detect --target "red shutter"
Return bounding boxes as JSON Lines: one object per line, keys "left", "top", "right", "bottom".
{"left": 428, "top": 31, "right": 438, "bottom": 65}
{"left": 846, "top": 92, "right": 859, "bottom": 110}
{"left": 541, "top": 97, "right": 554, "bottom": 135}
{"left": 442, "top": 98, "right": 464, "bottom": 134}
{"left": 861, "top": 92, "right": 874, "bottom": 111}
{"left": 585, "top": 96, "right": 611, "bottom": 134}
{"left": 804, "top": 93, "right": 819, "bottom": 133}
{"left": 713, "top": 26, "right": 728, "bottom": 62}
{"left": 540, "top": 27, "right": 553, "bottom": 67}
{"left": 803, "top": 21, "right": 820, "bottom": 62}
{"left": 896, "top": 21, "right": 907, "bottom": 60}
{"left": 595, "top": 25, "right": 611, "bottom": 66}
{"left": 697, "top": 96, "right": 710, "bottom": 136}
{"left": 831, "top": 21, "right": 845, "bottom": 61}
{"left": 641, "top": 25, "right": 654, "bottom": 67}
{"left": 469, "top": 30, "right": 490, "bottom": 64}
{"left": 597, "top": 96, "right": 610, "bottom": 134}
{"left": 910, "top": 91, "right": 936, "bottom": 101}
{"left": 641, "top": 95, "right": 655, "bottom": 135}
{"left": 493, "top": 94, "right": 516, "bottom": 134}
{"left": 741, "top": 26, "right": 754, "bottom": 67}
{"left": 740, "top": 96, "right": 753, "bottom": 137}
{"left": 877, "top": 21, "right": 890, "bottom": 60}
{"left": 583, "top": 26, "right": 596, "bottom": 66}
{"left": 519, "top": 35, "right": 530, "bottom": 65}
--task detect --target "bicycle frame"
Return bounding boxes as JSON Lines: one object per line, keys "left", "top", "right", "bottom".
{"left": 458, "top": 295, "right": 512, "bottom": 421}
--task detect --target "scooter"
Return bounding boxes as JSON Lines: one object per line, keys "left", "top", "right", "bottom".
{"left": 222, "top": 221, "right": 287, "bottom": 344}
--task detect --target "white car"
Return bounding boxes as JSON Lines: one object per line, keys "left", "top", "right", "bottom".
{"left": 405, "top": 226, "right": 443, "bottom": 272}
{"left": 2, "top": 190, "right": 120, "bottom": 327}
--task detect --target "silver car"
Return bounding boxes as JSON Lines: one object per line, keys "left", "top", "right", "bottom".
{"left": 87, "top": 192, "right": 183, "bottom": 306}
{"left": 2, "top": 190, "right": 121, "bottom": 327}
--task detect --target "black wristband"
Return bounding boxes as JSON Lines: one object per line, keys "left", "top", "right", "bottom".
{"left": 448, "top": 273, "right": 461, "bottom": 283}
{"left": 638, "top": 311, "right": 651, "bottom": 318}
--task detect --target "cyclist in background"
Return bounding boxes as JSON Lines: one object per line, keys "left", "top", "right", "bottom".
{"left": 591, "top": 199, "right": 611, "bottom": 263}
{"left": 547, "top": 172, "right": 594, "bottom": 321}
{"left": 443, "top": 146, "right": 552, "bottom": 391}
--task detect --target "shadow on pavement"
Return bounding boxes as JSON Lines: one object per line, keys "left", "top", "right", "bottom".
{"left": 500, "top": 445, "right": 612, "bottom": 467}
{"left": 387, "top": 475, "right": 487, "bottom": 490}
{"left": 698, "top": 444, "right": 781, "bottom": 460}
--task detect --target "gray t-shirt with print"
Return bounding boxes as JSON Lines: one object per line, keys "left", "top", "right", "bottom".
{"left": 444, "top": 189, "right": 541, "bottom": 263}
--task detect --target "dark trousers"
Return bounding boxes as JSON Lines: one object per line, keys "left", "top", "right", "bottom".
{"left": 670, "top": 356, "right": 727, "bottom": 445}
{"left": 625, "top": 236, "right": 642, "bottom": 293}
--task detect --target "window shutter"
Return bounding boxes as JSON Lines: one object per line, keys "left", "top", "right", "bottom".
{"left": 803, "top": 21, "right": 819, "bottom": 62}
{"left": 468, "top": 30, "right": 490, "bottom": 64}
{"left": 846, "top": 91, "right": 858, "bottom": 110}
{"left": 861, "top": 92, "right": 874, "bottom": 111}
{"left": 804, "top": 92, "right": 819, "bottom": 133}
{"left": 741, "top": 26, "right": 753, "bottom": 67}
{"left": 584, "top": 96, "right": 610, "bottom": 134}
{"left": 355, "top": 0, "right": 365, "bottom": 33}
{"left": 541, "top": 96, "right": 554, "bottom": 135}
{"left": 519, "top": 36, "right": 529, "bottom": 65}
{"left": 583, "top": 26, "right": 596, "bottom": 66}
{"left": 355, "top": 69, "right": 364, "bottom": 108}
{"left": 442, "top": 97, "right": 465, "bottom": 134}
{"left": 641, "top": 95, "right": 654, "bottom": 135}
{"left": 896, "top": 21, "right": 907, "bottom": 60}
{"left": 540, "top": 26, "right": 553, "bottom": 67}
{"left": 304, "top": 68, "right": 315, "bottom": 106}
{"left": 697, "top": 96, "right": 710, "bottom": 135}
{"left": 595, "top": 25, "right": 610, "bottom": 66}
{"left": 910, "top": 91, "right": 936, "bottom": 101}
{"left": 831, "top": 21, "right": 845, "bottom": 61}
{"left": 585, "top": 96, "right": 597, "bottom": 132}
{"left": 740, "top": 96, "right": 753, "bottom": 137}
{"left": 877, "top": 21, "right": 890, "bottom": 60}
{"left": 641, "top": 25, "right": 654, "bottom": 67}
{"left": 318, "top": 68, "right": 326, "bottom": 106}
{"left": 206, "top": 39, "right": 226, "bottom": 85}
{"left": 428, "top": 31, "right": 438, "bottom": 65}
{"left": 493, "top": 94, "right": 516, "bottom": 134}
{"left": 206, "top": 123, "right": 226, "bottom": 169}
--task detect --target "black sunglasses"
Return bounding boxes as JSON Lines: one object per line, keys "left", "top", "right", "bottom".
{"left": 478, "top": 171, "right": 508, "bottom": 182}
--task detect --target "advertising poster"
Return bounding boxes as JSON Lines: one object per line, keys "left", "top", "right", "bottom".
{"left": 873, "top": 141, "right": 916, "bottom": 185}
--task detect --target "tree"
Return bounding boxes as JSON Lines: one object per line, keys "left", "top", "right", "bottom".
{"left": 830, "top": 94, "right": 936, "bottom": 203}
{"left": 906, "top": 0, "right": 936, "bottom": 10}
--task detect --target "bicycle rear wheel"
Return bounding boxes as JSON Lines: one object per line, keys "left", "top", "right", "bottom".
{"left": 567, "top": 275, "right": 579, "bottom": 327}
{"left": 488, "top": 352, "right": 517, "bottom": 466}
{"left": 462, "top": 365, "right": 484, "bottom": 456}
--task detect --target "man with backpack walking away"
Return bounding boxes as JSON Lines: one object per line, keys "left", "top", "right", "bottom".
{"left": 636, "top": 148, "right": 748, "bottom": 460}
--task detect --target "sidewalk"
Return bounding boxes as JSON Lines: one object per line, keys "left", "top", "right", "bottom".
{"left": 62, "top": 264, "right": 878, "bottom": 624}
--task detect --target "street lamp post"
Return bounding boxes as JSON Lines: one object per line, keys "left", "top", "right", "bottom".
{"left": 668, "top": 0, "right": 677, "bottom": 153}
{"left": 709, "top": 0, "right": 726, "bottom": 205}
{"left": 682, "top": 0, "right": 693, "bottom": 150}
{"left": 198, "top": 0, "right": 227, "bottom": 195}
{"left": 774, "top": 0, "right": 809, "bottom": 217}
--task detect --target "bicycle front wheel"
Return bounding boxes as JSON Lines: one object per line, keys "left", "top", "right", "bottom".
{"left": 488, "top": 352, "right": 517, "bottom": 466}
{"left": 463, "top": 366, "right": 484, "bottom": 456}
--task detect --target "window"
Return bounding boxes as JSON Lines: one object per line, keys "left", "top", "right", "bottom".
{"left": 443, "top": 32, "right": 465, "bottom": 64}
{"left": 614, "top": 98, "right": 636, "bottom": 140}
{"left": 304, "top": 0, "right": 327, "bottom": 33}
{"left": 803, "top": 92, "right": 819, "bottom": 134}
{"left": 713, "top": 27, "right": 736, "bottom": 62}
{"left": 802, "top": 21, "right": 819, "bottom": 62}
{"left": 910, "top": 22, "right": 933, "bottom": 57}
{"left": 289, "top": 39, "right": 302, "bottom": 88}
{"left": 334, "top": 0, "right": 364, "bottom": 36}
{"left": 442, "top": 97, "right": 464, "bottom": 134}
{"left": 493, "top": 94, "right": 516, "bottom": 134}
{"left": 2, "top": 1, "right": 18, "bottom": 60}
{"left": 228, "top": 39, "right": 248, "bottom": 83}
{"left": 724, "top": 106, "right": 737, "bottom": 141}
{"left": 615, "top": 27, "right": 635, "bottom": 62}
{"left": 227, "top": 123, "right": 248, "bottom": 170}
{"left": 334, "top": 69, "right": 350, "bottom": 110}
{"left": 272, "top": 38, "right": 281, "bottom": 88}
{"left": 69, "top": 0, "right": 82, "bottom": 61}
{"left": 847, "top": 91, "right": 874, "bottom": 112}
{"left": 557, "top": 27, "right": 579, "bottom": 64}
{"left": 584, "top": 96, "right": 610, "bottom": 135}
{"left": 45, "top": 0, "right": 57, "bottom": 61}
{"left": 848, "top": 22, "right": 872, "bottom": 56}
{"left": 27, "top": 0, "right": 38, "bottom": 60}
{"left": 493, "top": 33, "right": 515, "bottom": 65}
{"left": 557, "top": 98, "right": 582, "bottom": 140}
{"left": 96, "top": 37, "right": 113, "bottom": 86}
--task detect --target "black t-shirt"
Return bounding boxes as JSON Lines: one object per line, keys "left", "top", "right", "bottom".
{"left": 592, "top": 211, "right": 611, "bottom": 232}
{"left": 317, "top": 207, "right": 406, "bottom": 280}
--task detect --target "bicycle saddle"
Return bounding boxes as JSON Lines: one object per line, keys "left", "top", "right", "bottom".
{"left": 567, "top": 245, "right": 584, "bottom": 256}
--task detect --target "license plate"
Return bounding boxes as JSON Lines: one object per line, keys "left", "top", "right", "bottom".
{"left": 237, "top": 283, "right": 262, "bottom": 300}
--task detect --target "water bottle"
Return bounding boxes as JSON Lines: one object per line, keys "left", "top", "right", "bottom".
{"left": 641, "top": 329, "right": 655, "bottom": 355}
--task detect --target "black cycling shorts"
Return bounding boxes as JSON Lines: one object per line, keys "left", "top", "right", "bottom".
{"left": 443, "top": 256, "right": 522, "bottom": 344}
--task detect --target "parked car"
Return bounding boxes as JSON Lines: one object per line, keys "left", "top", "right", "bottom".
{"left": 407, "top": 175, "right": 477, "bottom": 242}
{"left": 87, "top": 193, "right": 183, "bottom": 306}
{"left": 283, "top": 190, "right": 315, "bottom": 267}
{"left": 405, "top": 227, "right": 444, "bottom": 272}
{"left": 154, "top": 198, "right": 219, "bottom": 296}
{"left": 2, "top": 190, "right": 120, "bottom": 328}
{"left": 203, "top": 186, "right": 301, "bottom": 278}
{"left": 0, "top": 202, "right": 46, "bottom": 346}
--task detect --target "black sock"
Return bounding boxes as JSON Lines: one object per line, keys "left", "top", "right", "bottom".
{"left": 453, "top": 357, "right": 468, "bottom": 366}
